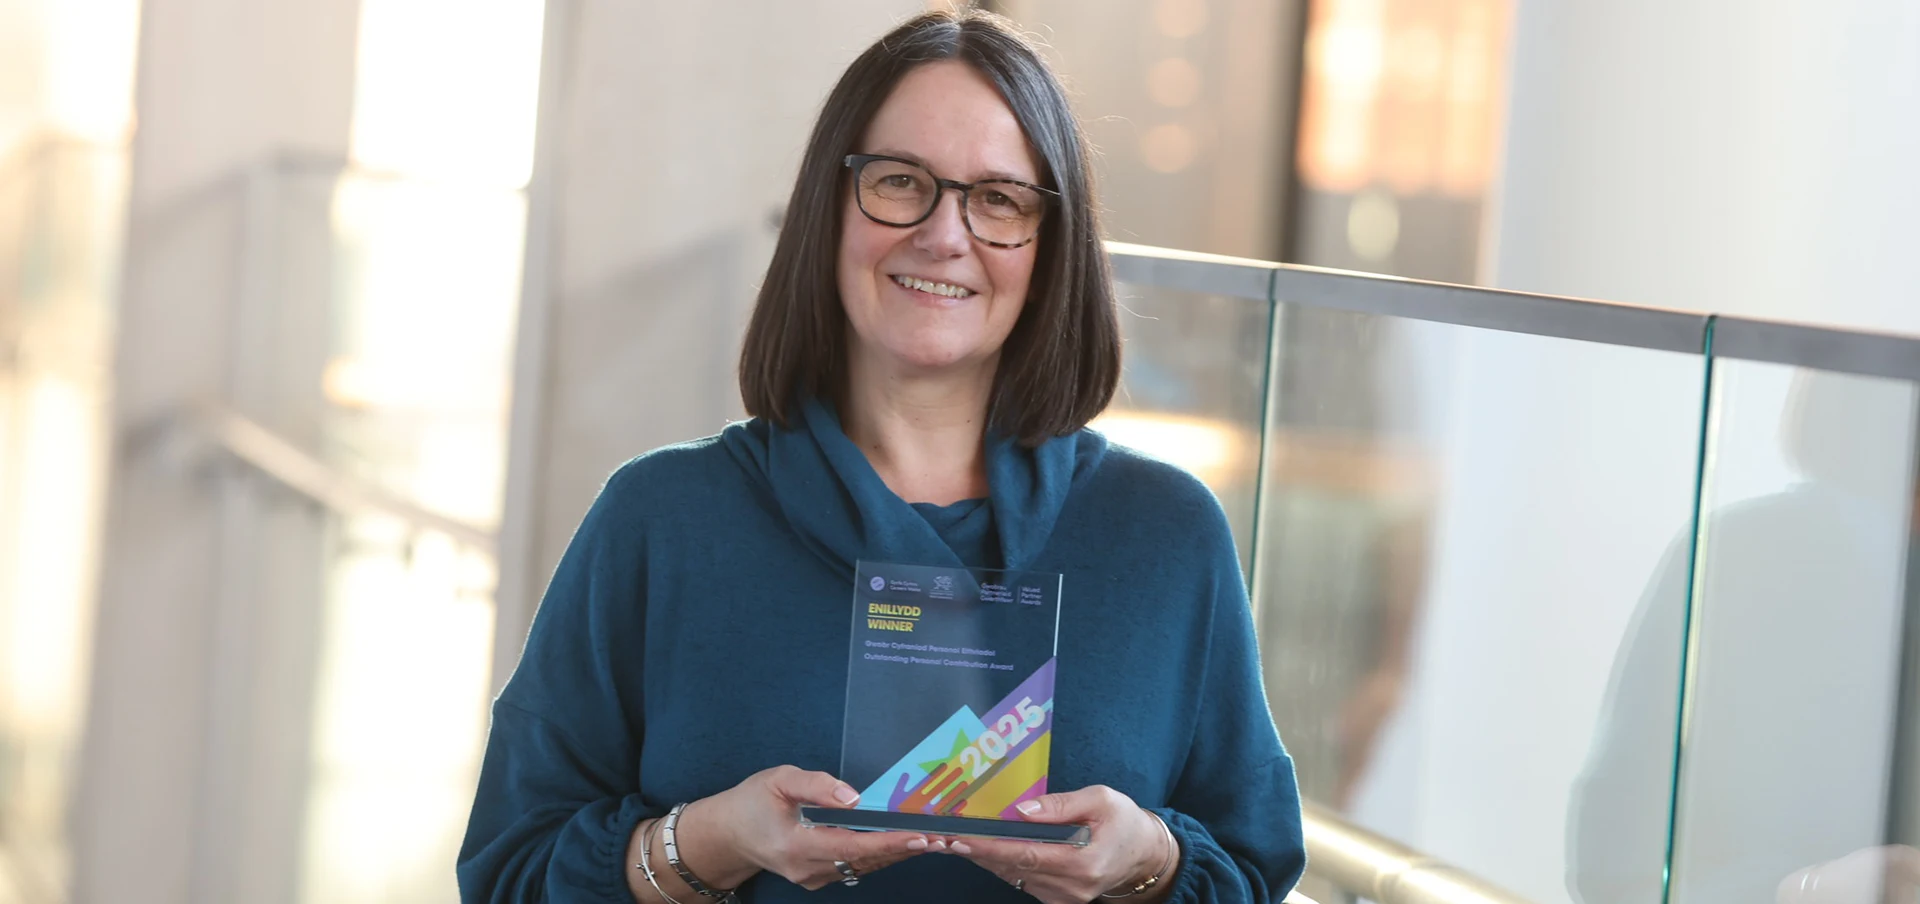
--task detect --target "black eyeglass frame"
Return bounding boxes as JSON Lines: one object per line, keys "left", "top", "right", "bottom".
{"left": 843, "top": 153, "right": 1061, "bottom": 249}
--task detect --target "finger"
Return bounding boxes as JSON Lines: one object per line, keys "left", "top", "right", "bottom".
{"left": 842, "top": 845, "right": 924, "bottom": 876}
{"left": 971, "top": 864, "right": 1076, "bottom": 904}
{"left": 947, "top": 853, "right": 1033, "bottom": 899}
{"left": 790, "top": 830, "right": 938, "bottom": 889}
{"left": 842, "top": 829, "right": 941, "bottom": 865}
{"left": 1012, "top": 785, "right": 1125, "bottom": 825}
{"left": 1887, "top": 844, "right": 1920, "bottom": 880}
{"left": 948, "top": 835, "right": 1053, "bottom": 874}
{"left": 796, "top": 826, "right": 936, "bottom": 866}
{"left": 769, "top": 766, "right": 862, "bottom": 808}
{"left": 973, "top": 865, "right": 1029, "bottom": 896}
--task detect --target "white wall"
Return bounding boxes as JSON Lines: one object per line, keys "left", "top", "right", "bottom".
{"left": 1490, "top": 0, "right": 1920, "bottom": 335}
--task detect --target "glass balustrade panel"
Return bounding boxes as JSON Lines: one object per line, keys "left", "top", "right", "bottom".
{"left": 1099, "top": 281, "right": 1273, "bottom": 577}
{"left": 1251, "top": 300, "right": 1710, "bottom": 904}
{"left": 1671, "top": 359, "right": 1920, "bottom": 904}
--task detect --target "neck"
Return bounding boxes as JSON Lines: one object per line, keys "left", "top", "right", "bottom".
{"left": 840, "top": 353, "right": 996, "bottom": 506}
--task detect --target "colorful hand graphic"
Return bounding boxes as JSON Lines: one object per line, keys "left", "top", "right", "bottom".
{"left": 897, "top": 762, "right": 970, "bottom": 814}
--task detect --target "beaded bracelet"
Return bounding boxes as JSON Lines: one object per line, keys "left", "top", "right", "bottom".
{"left": 1099, "top": 809, "right": 1178, "bottom": 898}
{"left": 661, "top": 802, "right": 740, "bottom": 903}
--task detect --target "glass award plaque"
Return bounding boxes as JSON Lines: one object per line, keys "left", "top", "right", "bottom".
{"left": 799, "top": 560, "right": 1088, "bottom": 845}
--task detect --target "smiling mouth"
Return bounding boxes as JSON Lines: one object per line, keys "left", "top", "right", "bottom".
{"left": 891, "top": 274, "right": 977, "bottom": 298}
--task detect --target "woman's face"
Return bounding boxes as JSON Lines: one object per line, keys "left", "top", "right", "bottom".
{"left": 838, "top": 60, "right": 1042, "bottom": 380}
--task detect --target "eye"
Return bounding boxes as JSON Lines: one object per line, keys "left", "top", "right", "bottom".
{"left": 973, "top": 186, "right": 1038, "bottom": 222}
{"left": 880, "top": 174, "right": 917, "bottom": 190}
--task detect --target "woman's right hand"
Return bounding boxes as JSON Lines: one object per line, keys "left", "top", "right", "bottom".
{"left": 674, "top": 765, "right": 943, "bottom": 891}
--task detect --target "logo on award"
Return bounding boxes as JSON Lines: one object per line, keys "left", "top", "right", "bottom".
{"left": 870, "top": 575, "right": 886, "bottom": 592}
{"left": 933, "top": 574, "right": 952, "bottom": 592}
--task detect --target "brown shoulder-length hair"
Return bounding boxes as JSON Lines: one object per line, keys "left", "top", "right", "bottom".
{"left": 737, "top": 8, "right": 1120, "bottom": 447}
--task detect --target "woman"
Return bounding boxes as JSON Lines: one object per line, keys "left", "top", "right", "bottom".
{"left": 458, "top": 10, "right": 1304, "bottom": 903}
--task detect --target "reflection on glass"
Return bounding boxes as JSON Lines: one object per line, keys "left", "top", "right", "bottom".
{"left": 1656, "top": 363, "right": 1919, "bottom": 903}
{"left": 1256, "top": 444, "right": 1430, "bottom": 808}
{"left": 1564, "top": 500, "right": 1693, "bottom": 904}
{"left": 1255, "top": 309, "right": 1709, "bottom": 903}
{"left": 1094, "top": 282, "right": 1271, "bottom": 572}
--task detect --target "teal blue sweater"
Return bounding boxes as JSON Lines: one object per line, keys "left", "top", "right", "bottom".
{"left": 458, "top": 399, "right": 1305, "bottom": 902}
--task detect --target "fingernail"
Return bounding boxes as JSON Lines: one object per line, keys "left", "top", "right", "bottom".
{"left": 951, "top": 841, "right": 973, "bottom": 855}
{"left": 1016, "top": 800, "right": 1041, "bottom": 816}
{"left": 930, "top": 838, "right": 949, "bottom": 852}
{"left": 834, "top": 784, "right": 860, "bottom": 805}
{"left": 907, "top": 837, "right": 928, "bottom": 851}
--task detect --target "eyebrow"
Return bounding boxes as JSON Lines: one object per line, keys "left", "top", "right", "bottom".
{"left": 867, "top": 147, "right": 1038, "bottom": 184}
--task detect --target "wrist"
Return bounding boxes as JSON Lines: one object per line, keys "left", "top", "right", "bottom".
{"left": 671, "top": 799, "right": 759, "bottom": 890}
{"left": 1140, "top": 811, "right": 1172, "bottom": 879}
{"left": 1101, "top": 809, "right": 1178, "bottom": 899}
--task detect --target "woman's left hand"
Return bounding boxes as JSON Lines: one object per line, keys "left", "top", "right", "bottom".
{"left": 949, "top": 786, "right": 1176, "bottom": 904}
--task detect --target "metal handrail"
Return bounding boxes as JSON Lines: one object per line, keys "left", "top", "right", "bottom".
{"left": 184, "top": 401, "right": 499, "bottom": 558}
{"left": 1106, "top": 241, "right": 1920, "bottom": 384}
{"left": 1303, "top": 801, "right": 1533, "bottom": 904}
{"left": 1106, "top": 240, "right": 1706, "bottom": 354}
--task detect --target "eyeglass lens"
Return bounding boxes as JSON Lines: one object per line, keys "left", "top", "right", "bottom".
{"left": 855, "top": 157, "right": 1045, "bottom": 246}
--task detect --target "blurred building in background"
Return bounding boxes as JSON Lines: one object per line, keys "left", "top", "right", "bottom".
{"left": 1, "top": 0, "right": 1918, "bottom": 903}
{"left": 1, "top": 1, "right": 138, "bottom": 901}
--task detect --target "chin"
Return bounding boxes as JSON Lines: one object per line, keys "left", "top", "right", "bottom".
{"left": 888, "top": 342, "right": 990, "bottom": 373}
{"left": 895, "top": 351, "right": 971, "bottom": 371}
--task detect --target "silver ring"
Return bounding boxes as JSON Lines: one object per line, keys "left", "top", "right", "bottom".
{"left": 834, "top": 860, "right": 861, "bottom": 886}
{"left": 1013, "top": 877, "right": 1025, "bottom": 891}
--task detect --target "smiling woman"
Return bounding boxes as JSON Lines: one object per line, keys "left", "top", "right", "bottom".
{"left": 737, "top": 12, "right": 1117, "bottom": 455}
{"left": 458, "top": 10, "right": 1306, "bottom": 904}
{"left": 834, "top": 60, "right": 1046, "bottom": 471}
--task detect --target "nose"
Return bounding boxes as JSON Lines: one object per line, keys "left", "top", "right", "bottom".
{"left": 911, "top": 186, "right": 971, "bottom": 259}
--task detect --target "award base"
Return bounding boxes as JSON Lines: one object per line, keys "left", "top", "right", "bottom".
{"left": 798, "top": 806, "right": 1090, "bottom": 846}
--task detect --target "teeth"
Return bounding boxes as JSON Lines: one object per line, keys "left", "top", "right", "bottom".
{"left": 893, "top": 275, "right": 973, "bottom": 298}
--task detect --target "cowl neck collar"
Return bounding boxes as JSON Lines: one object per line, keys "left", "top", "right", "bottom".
{"left": 720, "top": 396, "right": 1107, "bottom": 578}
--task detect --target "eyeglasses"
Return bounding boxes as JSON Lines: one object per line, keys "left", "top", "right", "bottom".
{"left": 844, "top": 154, "right": 1059, "bottom": 249}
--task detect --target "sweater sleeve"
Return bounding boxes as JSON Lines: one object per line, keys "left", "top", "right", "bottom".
{"left": 1155, "top": 510, "right": 1308, "bottom": 904}
{"left": 458, "top": 464, "right": 660, "bottom": 903}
